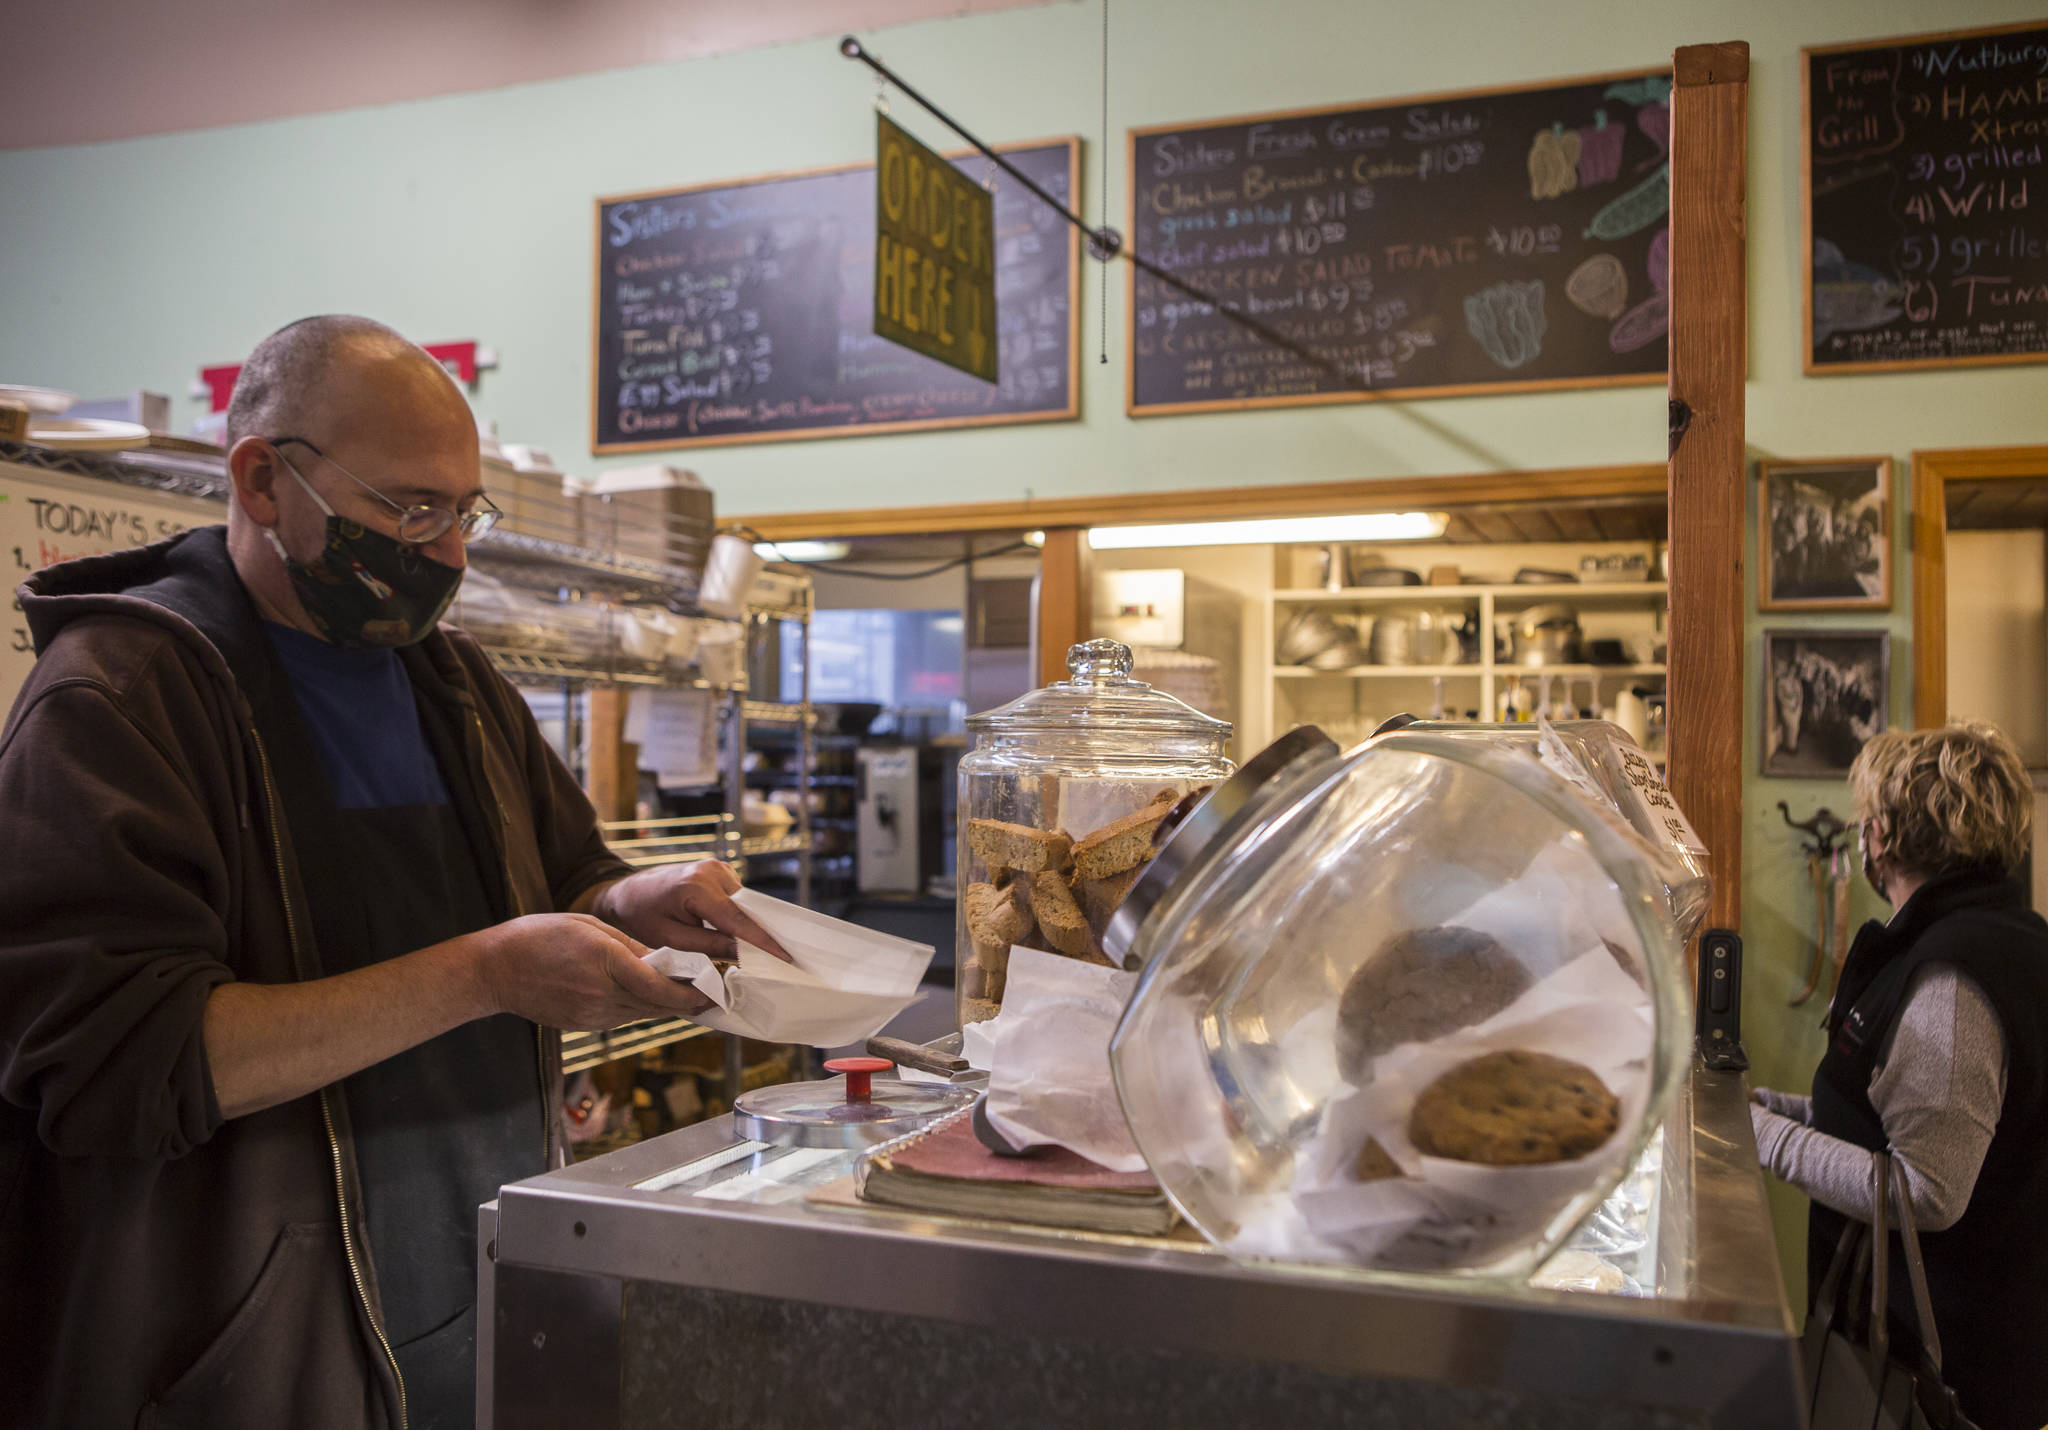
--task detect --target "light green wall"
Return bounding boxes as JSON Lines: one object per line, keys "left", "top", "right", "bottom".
{"left": 4, "top": 0, "right": 2044, "bottom": 1309}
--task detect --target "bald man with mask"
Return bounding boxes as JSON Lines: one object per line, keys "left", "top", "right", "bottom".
{"left": 0, "top": 316, "right": 786, "bottom": 1430}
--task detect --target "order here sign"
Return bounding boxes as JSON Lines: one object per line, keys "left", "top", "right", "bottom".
{"left": 874, "top": 113, "right": 998, "bottom": 384}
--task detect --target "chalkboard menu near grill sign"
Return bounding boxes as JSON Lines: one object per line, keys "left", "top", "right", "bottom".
{"left": 1127, "top": 70, "right": 1673, "bottom": 415}
{"left": 1804, "top": 22, "right": 2048, "bottom": 373}
{"left": 593, "top": 139, "right": 1078, "bottom": 452}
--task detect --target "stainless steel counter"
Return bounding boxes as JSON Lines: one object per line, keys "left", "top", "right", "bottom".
{"left": 480, "top": 1063, "right": 1798, "bottom": 1429}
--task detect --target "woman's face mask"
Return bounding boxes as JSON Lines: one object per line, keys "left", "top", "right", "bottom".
{"left": 265, "top": 454, "right": 462, "bottom": 649}
{"left": 1860, "top": 820, "right": 1887, "bottom": 899}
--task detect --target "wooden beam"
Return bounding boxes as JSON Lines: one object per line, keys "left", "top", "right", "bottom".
{"left": 585, "top": 686, "right": 639, "bottom": 822}
{"left": 1666, "top": 40, "right": 1749, "bottom": 937}
{"left": 1035, "top": 527, "right": 1091, "bottom": 687}
{"left": 733, "top": 464, "right": 1668, "bottom": 541}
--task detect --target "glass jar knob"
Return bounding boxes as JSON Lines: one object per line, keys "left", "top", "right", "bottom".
{"left": 1067, "top": 638, "right": 1134, "bottom": 683}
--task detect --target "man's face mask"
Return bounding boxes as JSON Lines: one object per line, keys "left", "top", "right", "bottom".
{"left": 264, "top": 450, "right": 463, "bottom": 649}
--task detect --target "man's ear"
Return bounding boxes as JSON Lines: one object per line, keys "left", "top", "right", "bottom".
{"left": 226, "top": 436, "right": 284, "bottom": 525}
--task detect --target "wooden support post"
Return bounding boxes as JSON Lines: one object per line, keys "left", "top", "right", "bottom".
{"left": 1035, "top": 527, "right": 1093, "bottom": 687}
{"left": 586, "top": 686, "right": 640, "bottom": 822}
{"left": 1666, "top": 41, "right": 1749, "bottom": 936}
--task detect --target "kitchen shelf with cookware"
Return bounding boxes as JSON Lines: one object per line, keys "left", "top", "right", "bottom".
{"left": 1266, "top": 545, "right": 1669, "bottom": 762}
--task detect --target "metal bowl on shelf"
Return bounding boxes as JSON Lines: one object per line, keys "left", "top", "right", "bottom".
{"left": 1277, "top": 607, "right": 1349, "bottom": 666}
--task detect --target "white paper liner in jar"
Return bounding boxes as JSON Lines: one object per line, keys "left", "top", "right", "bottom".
{"left": 1283, "top": 945, "right": 1654, "bottom": 1268}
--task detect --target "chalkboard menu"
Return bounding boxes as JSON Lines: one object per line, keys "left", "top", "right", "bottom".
{"left": 1127, "top": 71, "right": 1672, "bottom": 415}
{"left": 1804, "top": 22, "right": 2048, "bottom": 373}
{"left": 593, "top": 140, "right": 1078, "bottom": 452}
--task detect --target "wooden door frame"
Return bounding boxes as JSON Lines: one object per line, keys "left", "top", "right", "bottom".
{"left": 732, "top": 461, "right": 1668, "bottom": 685}
{"left": 1910, "top": 444, "right": 2048, "bottom": 728}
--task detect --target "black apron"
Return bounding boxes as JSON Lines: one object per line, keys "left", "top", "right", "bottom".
{"left": 1809, "top": 868, "right": 2048, "bottom": 1430}
{"left": 256, "top": 652, "right": 546, "bottom": 1430}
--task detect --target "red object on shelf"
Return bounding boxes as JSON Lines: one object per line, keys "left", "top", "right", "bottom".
{"left": 822, "top": 1056, "right": 893, "bottom": 1102}
{"left": 197, "top": 341, "right": 485, "bottom": 412}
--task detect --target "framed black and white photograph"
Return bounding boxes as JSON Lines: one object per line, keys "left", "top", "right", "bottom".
{"left": 1758, "top": 458, "right": 1892, "bottom": 611}
{"left": 1762, "top": 629, "right": 1889, "bottom": 778}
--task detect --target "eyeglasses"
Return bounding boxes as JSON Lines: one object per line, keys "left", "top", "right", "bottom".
{"left": 269, "top": 436, "right": 502, "bottom": 545}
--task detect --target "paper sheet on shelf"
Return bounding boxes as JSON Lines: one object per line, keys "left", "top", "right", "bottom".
{"left": 982, "top": 946, "right": 1146, "bottom": 1172}
{"left": 643, "top": 890, "right": 932, "bottom": 1047}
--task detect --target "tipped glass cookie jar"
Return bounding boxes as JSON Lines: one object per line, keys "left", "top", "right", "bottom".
{"left": 955, "top": 639, "right": 1234, "bottom": 1030}
{"left": 1106, "top": 718, "right": 1706, "bottom": 1282}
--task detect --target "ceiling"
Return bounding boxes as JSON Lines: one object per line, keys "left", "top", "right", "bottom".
{"left": 1946, "top": 476, "right": 2048, "bottom": 531}
{"left": 2, "top": 0, "right": 1055, "bottom": 151}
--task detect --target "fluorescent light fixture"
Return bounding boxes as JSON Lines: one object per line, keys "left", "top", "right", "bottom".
{"left": 1087, "top": 512, "right": 1449, "bottom": 550}
{"left": 753, "top": 540, "right": 850, "bottom": 563}
{"left": 1023, "top": 529, "right": 1046, "bottom": 548}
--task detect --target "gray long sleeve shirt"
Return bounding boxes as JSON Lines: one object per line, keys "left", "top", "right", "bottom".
{"left": 1751, "top": 965, "right": 2007, "bottom": 1233}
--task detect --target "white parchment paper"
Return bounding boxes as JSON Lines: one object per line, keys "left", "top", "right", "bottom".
{"left": 981, "top": 946, "right": 1145, "bottom": 1172}
{"left": 643, "top": 890, "right": 931, "bottom": 1047}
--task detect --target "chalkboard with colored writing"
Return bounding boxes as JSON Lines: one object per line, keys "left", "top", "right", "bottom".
{"left": 592, "top": 140, "right": 1078, "bottom": 452}
{"left": 1126, "top": 71, "right": 1672, "bottom": 415}
{"left": 1804, "top": 22, "right": 2048, "bottom": 373}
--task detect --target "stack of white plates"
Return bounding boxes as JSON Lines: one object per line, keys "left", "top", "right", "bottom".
{"left": 1, "top": 385, "right": 150, "bottom": 452}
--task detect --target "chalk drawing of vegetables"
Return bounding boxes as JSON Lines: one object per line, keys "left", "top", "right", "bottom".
{"left": 1566, "top": 254, "right": 1629, "bottom": 319}
{"left": 1584, "top": 163, "right": 1669, "bottom": 240}
{"left": 1577, "top": 111, "right": 1625, "bottom": 187}
{"left": 1637, "top": 100, "right": 1670, "bottom": 159}
{"left": 1528, "top": 126, "right": 1581, "bottom": 200}
{"left": 1609, "top": 290, "right": 1669, "bottom": 353}
{"left": 1464, "top": 280, "right": 1548, "bottom": 368}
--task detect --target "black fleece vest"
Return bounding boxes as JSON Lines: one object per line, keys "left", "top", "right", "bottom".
{"left": 1808, "top": 868, "right": 2048, "bottom": 1430}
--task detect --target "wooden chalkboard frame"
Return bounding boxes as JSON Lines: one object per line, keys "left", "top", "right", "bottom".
{"left": 1124, "top": 67, "right": 1672, "bottom": 418}
{"left": 590, "top": 137, "right": 1081, "bottom": 454}
{"left": 1802, "top": 18, "right": 2048, "bottom": 377}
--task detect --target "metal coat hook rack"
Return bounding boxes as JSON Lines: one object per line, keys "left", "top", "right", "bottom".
{"left": 1777, "top": 801, "right": 1851, "bottom": 860}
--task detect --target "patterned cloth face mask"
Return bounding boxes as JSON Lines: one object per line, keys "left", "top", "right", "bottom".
{"left": 263, "top": 450, "right": 463, "bottom": 648}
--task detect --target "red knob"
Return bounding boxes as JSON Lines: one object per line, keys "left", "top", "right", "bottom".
{"left": 824, "top": 1055, "right": 893, "bottom": 1103}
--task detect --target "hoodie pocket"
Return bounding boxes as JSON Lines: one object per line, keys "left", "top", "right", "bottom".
{"left": 138, "top": 1221, "right": 366, "bottom": 1430}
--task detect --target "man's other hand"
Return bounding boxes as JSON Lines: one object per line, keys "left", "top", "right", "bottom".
{"left": 471, "top": 913, "right": 715, "bottom": 1028}
{"left": 588, "top": 861, "right": 793, "bottom": 962}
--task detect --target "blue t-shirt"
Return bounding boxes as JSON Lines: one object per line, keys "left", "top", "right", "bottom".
{"left": 263, "top": 622, "right": 449, "bottom": 809}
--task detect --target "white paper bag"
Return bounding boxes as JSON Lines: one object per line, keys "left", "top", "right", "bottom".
{"left": 643, "top": 890, "right": 932, "bottom": 1046}
{"left": 981, "top": 947, "right": 1146, "bottom": 1172}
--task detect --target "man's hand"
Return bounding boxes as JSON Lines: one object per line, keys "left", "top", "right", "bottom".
{"left": 587, "top": 861, "right": 793, "bottom": 962}
{"left": 470, "top": 912, "right": 715, "bottom": 1028}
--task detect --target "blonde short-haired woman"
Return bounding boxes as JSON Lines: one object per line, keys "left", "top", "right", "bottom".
{"left": 1751, "top": 721, "right": 2047, "bottom": 1430}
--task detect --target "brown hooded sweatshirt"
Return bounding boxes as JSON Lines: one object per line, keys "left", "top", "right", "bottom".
{"left": 0, "top": 526, "right": 630, "bottom": 1429}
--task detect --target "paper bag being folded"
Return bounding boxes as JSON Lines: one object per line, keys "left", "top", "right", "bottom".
{"left": 643, "top": 890, "right": 932, "bottom": 1047}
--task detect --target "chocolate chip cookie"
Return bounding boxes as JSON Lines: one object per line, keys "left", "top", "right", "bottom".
{"left": 1335, "top": 926, "right": 1533, "bottom": 1077}
{"left": 1408, "top": 1050, "right": 1619, "bottom": 1166}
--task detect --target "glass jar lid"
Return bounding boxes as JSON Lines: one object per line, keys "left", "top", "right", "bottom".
{"left": 966, "top": 638, "right": 1233, "bottom": 739}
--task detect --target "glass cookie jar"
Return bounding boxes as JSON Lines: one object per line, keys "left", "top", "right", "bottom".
{"left": 1107, "top": 719, "right": 1705, "bottom": 1281}
{"left": 955, "top": 639, "right": 1235, "bottom": 1029}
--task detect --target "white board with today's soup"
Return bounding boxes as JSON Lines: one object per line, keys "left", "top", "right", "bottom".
{"left": 1, "top": 463, "right": 221, "bottom": 714}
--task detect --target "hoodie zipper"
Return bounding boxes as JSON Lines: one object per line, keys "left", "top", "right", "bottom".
{"left": 468, "top": 707, "right": 560, "bottom": 1171}
{"left": 250, "top": 727, "right": 409, "bottom": 1429}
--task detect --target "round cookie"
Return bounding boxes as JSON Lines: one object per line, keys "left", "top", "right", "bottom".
{"left": 1335, "top": 926, "right": 1533, "bottom": 1077}
{"left": 1408, "top": 1050, "right": 1619, "bottom": 1166}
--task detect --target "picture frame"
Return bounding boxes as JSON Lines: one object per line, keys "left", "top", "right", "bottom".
{"left": 1758, "top": 457, "right": 1892, "bottom": 611}
{"left": 1762, "top": 629, "right": 1890, "bottom": 778}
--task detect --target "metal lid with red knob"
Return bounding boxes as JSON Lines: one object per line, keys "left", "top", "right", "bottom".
{"left": 732, "top": 1056, "right": 976, "bottom": 1148}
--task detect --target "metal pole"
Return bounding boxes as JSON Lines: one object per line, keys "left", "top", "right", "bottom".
{"left": 841, "top": 36, "right": 1123, "bottom": 261}
{"left": 840, "top": 34, "right": 1372, "bottom": 394}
